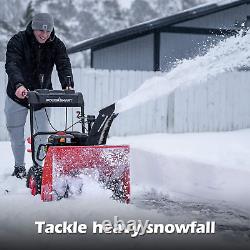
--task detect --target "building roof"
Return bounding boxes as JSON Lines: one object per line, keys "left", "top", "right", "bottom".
{"left": 67, "top": 0, "right": 250, "bottom": 54}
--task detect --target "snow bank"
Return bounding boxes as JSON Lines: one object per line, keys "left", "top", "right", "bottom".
{"left": 110, "top": 129, "right": 250, "bottom": 210}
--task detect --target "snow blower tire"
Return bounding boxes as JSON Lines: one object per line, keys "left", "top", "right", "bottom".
{"left": 26, "top": 166, "right": 42, "bottom": 195}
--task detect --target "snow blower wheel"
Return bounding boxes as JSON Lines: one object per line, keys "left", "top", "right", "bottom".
{"left": 26, "top": 166, "right": 42, "bottom": 195}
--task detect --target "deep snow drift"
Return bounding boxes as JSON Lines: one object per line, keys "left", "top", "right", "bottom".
{"left": 0, "top": 129, "right": 250, "bottom": 249}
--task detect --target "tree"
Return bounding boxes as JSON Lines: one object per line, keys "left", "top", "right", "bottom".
{"left": 152, "top": 0, "right": 210, "bottom": 18}
{"left": 100, "top": 0, "right": 127, "bottom": 31}
{"left": 151, "top": 0, "right": 182, "bottom": 17}
{"left": 182, "top": 0, "right": 209, "bottom": 10}
{"left": 19, "top": 1, "right": 35, "bottom": 29}
{"left": 128, "top": 0, "right": 158, "bottom": 26}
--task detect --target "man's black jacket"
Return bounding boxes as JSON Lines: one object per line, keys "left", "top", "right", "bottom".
{"left": 5, "top": 22, "right": 74, "bottom": 107}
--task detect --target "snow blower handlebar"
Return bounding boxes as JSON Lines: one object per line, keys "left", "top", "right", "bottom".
{"left": 27, "top": 89, "right": 84, "bottom": 108}
{"left": 27, "top": 89, "right": 85, "bottom": 167}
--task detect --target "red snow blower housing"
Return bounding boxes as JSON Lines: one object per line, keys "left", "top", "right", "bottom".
{"left": 26, "top": 89, "right": 130, "bottom": 203}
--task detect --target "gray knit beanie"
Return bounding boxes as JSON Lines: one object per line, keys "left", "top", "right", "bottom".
{"left": 32, "top": 13, "right": 54, "bottom": 32}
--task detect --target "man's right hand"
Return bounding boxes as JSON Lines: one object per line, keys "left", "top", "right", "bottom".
{"left": 15, "top": 85, "right": 28, "bottom": 99}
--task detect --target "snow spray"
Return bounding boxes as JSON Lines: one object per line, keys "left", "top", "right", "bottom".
{"left": 115, "top": 31, "right": 250, "bottom": 113}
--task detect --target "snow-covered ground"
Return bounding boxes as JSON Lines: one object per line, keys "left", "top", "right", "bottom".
{"left": 0, "top": 129, "right": 250, "bottom": 250}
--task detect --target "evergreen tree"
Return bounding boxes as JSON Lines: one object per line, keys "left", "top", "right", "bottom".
{"left": 92, "top": 0, "right": 128, "bottom": 32}
{"left": 152, "top": 0, "right": 210, "bottom": 18}
{"left": 182, "top": 0, "right": 209, "bottom": 10}
{"left": 151, "top": 0, "right": 183, "bottom": 17}
{"left": 19, "top": 1, "right": 35, "bottom": 29}
{"left": 129, "top": 0, "right": 158, "bottom": 26}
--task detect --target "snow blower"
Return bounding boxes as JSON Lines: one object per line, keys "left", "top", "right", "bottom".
{"left": 26, "top": 89, "right": 130, "bottom": 203}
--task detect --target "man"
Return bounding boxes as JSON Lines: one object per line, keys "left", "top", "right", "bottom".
{"left": 5, "top": 13, "right": 74, "bottom": 178}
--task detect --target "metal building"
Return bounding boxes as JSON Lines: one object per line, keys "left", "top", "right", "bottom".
{"left": 68, "top": 0, "right": 250, "bottom": 71}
